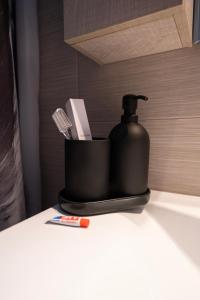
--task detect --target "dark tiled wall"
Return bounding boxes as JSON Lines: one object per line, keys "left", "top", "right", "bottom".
{"left": 78, "top": 47, "right": 200, "bottom": 196}
{"left": 39, "top": 1, "right": 200, "bottom": 208}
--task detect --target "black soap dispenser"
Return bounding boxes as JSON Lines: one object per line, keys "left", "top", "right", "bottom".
{"left": 109, "top": 94, "right": 150, "bottom": 196}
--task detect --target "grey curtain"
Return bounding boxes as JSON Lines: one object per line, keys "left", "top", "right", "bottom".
{"left": 0, "top": 0, "right": 41, "bottom": 230}
{"left": 0, "top": 0, "right": 25, "bottom": 230}
{"left": 16, "top": 0, "right": 41, "bottom": 216}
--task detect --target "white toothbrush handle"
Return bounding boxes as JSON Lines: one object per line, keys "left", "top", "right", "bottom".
{"left": 63, "top": 131, "right": 70, "bottom": 139}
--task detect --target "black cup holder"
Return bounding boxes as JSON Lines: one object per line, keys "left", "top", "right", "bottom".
{"left": 59, "top": 137, "right": 150, "bottom": 216}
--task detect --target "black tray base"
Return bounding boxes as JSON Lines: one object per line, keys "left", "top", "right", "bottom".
{"left": 58, "top": 188, "right": 151, "bottom": 216}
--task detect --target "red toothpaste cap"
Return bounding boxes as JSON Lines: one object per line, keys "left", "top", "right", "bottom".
{"left": 80, "top": 218, "right": 90, "bottom": 228}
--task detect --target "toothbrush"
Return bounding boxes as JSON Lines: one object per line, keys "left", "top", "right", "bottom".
{"left": 52, "top": 108, "right": 73, "bottom": 139}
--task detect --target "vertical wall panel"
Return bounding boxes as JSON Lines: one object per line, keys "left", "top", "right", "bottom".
{"left": 38, "top": 0, "right": 78, "bottom": 208}
{"left": 16, "top": 0, "right": 41, "bottom": 216}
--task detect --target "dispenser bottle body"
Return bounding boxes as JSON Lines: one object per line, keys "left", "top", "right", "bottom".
{"left": 110, "top": 122, "right": 149, "bottom": 195}
{"left": 109, "top": 94, "right": 150, "bottom": 196}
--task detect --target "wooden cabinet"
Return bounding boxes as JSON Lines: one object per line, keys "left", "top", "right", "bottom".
{"left": 64, "top": 0, "right": 193, "bottom": 64}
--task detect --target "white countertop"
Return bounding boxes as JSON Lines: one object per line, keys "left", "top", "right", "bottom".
{"left": 0, "top": 190, "right": 200, "bottom": 300}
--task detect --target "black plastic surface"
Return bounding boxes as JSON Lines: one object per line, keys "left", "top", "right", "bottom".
{"left": 59, "top": 188, "right": 150, "bottom": 216}
{"left": 109, "top": 94, "right": 150, "bottom": 196}
{"left": 65, "top": 138, "right": 110, "bottom": 201}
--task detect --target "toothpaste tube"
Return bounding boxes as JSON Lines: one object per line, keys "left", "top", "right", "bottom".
{"left": 48, "top": 215, "right": 90, "bottom": 228}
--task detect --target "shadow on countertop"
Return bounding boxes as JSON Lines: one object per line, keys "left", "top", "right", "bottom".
{"left": 146, "top": 204, "right": 200, "bottom": 269}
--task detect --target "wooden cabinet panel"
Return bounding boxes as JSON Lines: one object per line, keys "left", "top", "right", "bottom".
{"left": 75, "top": 16, "right": 182, "bottom": 64}
{"left": 64, "top": 0, "right": 193, "bottom": 64}
{"left": 64, "top": 0, "right": 182, "bottom": 40}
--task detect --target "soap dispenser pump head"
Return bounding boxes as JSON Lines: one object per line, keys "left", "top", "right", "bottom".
{"left": 122, "top": 94, "right": 148, "bottom": 123}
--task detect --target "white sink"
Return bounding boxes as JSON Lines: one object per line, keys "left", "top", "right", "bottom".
{"left": 0, "top": 190, "right": 199, "bottom": 300}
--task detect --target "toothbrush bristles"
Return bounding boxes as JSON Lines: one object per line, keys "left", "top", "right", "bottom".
{"left": 52, "top": 108, "right": 72, "bottom": 133}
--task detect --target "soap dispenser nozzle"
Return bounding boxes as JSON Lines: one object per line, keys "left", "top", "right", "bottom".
{"left": 122, "top": 94, "right": 148, "bottom": 123}
{"left": 136, "top": 95, "right": 148, "bottom": 101}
